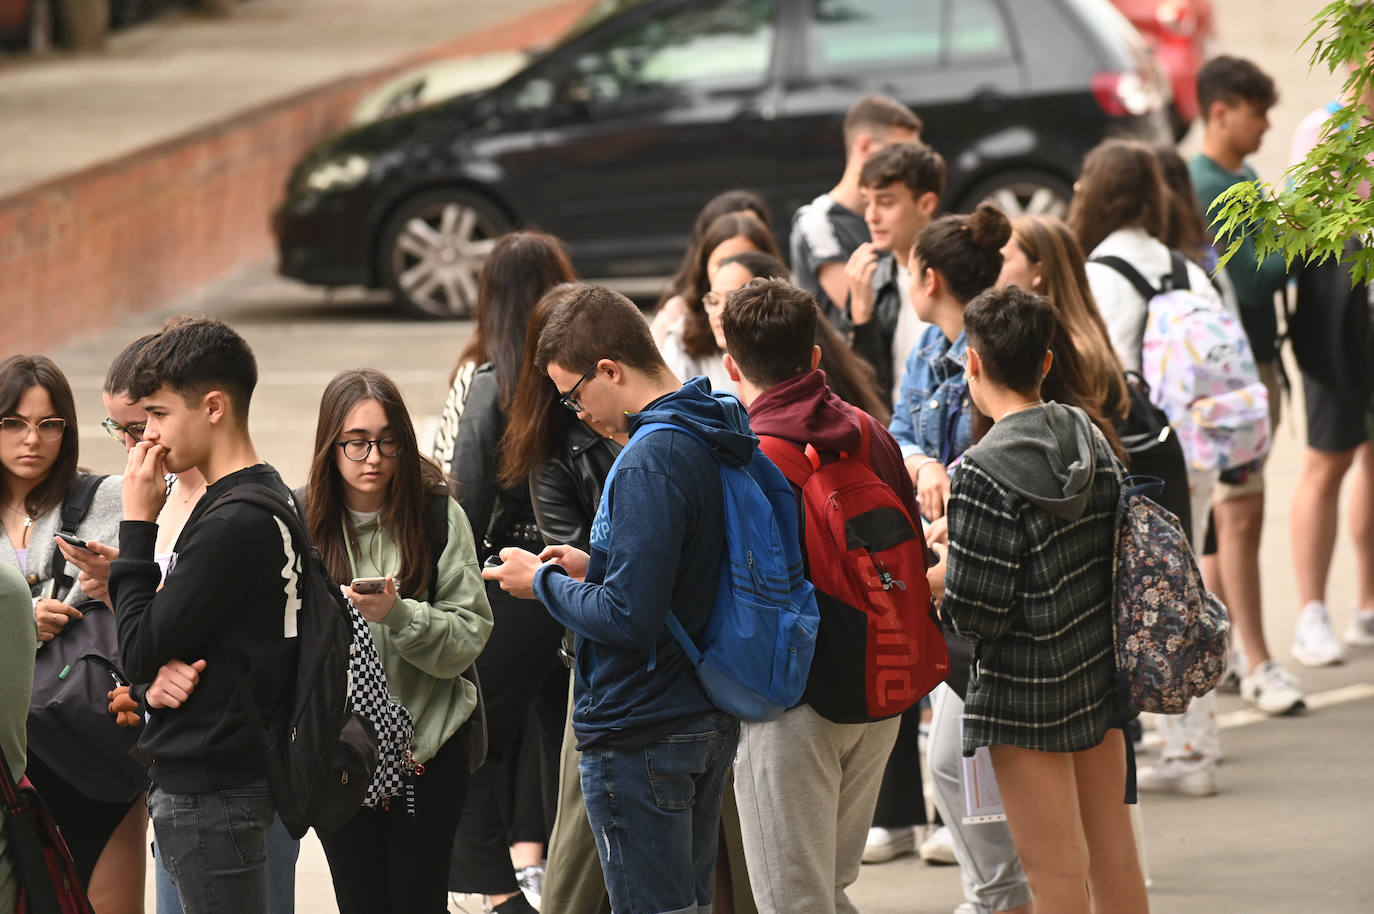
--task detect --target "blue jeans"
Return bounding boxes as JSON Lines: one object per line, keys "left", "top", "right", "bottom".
{"left": 579, "top": 711, "right": 740, "bottom": 914}
{"left": 148, "top": 780, "right": 276, "bottom": 914}
{"left": 156, "top": 815, "right": 299, "bottom": 914}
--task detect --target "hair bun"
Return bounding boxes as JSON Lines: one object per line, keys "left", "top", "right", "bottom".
{"left": 965, "top": 202, "right": 1012, "bottom": 251}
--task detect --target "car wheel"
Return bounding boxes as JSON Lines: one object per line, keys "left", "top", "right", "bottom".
{"left": 379, "top": 189, "right": 510, "bottom": 319}
{"left": 27, "top": 0, "right": 54, "bottom": 52}
{"left": 958, "top": 171, "right": 1073, "bottom": 221}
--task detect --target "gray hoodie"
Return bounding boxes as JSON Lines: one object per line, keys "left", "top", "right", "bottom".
{"left": 962, "top": 402, "right": 1099, "bottom": 522}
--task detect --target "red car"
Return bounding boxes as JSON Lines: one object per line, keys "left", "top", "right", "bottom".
{"left": 1111, "top": 0, "right": 1216, "bottom": 138}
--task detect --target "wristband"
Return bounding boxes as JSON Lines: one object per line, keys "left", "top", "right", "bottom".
{"left": 912, "top": 457, "right": 940, "bottom": 481}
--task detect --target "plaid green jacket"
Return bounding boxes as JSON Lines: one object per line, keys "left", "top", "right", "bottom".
{"left": 943, "top": 444, "right": 1121, "bottom": 755}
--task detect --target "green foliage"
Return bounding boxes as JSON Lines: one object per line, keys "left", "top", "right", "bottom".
{"left": 1210, "top": 1, "right": 1374, "bottom": 283}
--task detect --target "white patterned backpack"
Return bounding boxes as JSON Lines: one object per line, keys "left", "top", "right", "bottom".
{"left": 1093, "top": 251, "right": 1270, "bottom": 473}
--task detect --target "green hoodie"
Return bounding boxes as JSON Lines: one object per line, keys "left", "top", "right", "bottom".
{"left": 347, "top": 497, "right": 492, "bottom": 764}
{"left": 0, "top": 562, "right": 35, "bottom": 914}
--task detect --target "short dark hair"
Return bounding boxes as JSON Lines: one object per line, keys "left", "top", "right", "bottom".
{"left": 720, "top": 279, "right": 817, "bottom": 388}
{"left": 535, "top": 285, "right": 667, "bottom": 379}
{"left": 913, "top": 203, "right": 1011, "bottom": 304}
{"left": 103, "top": 332, "right": 160, "bottom": 397}
{"left": 1197, "top": 55, "right": 1278, "bottom": 119}
{"left": 843, "top": 95, "right": 923, "bottom": 148}
{"left": 964, "top": 285, "right": 1057, "bottom": 395}
{"left": 716, "top": 251, "right": 789, "bottom": 281}
{"left": 859, "top": 141, "right": 946, "bottom": 199}
{"left": 128, "top": 316, "right": 258, "bottom": 421}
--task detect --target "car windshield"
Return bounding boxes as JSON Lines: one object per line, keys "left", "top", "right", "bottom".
{"left": 567, "top": 0, "right": 646, "bottom": 39}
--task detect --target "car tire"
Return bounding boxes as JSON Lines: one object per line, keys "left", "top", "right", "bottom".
{"left": 956, "top": 170, "right": 1074, "bottom": 222}
{"left": 378, "top": 188, "right": 511, "bottom": 319}
{"left": 26, "top": 0, "right": 54, "bottom": 52}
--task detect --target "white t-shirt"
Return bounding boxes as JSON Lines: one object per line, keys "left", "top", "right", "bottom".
{"left": 889, "top": 263, "right": 930, "bottom": 404}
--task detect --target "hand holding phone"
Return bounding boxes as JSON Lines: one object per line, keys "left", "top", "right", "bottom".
{"left": 55, "top": 532, "right": 92, "bottom": 553}
{"left": 350, "top": 576, "right": 388, "bottom": 595}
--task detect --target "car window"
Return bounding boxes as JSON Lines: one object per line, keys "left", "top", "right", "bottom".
{"left": 572, "top": 0, "right": 776, "bottom": 105}
{"left": 948, "top": 0, "right": 1013, "bottom": 63}
{"left": 806, "top": 0, "right": 944, "bottom": 75}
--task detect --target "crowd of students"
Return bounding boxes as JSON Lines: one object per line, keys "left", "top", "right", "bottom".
{"left": 2, "top": 52, "right": 1371, "bottom": 914}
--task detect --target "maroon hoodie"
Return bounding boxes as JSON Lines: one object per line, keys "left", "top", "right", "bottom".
{"left": 747, "top": 370, "right": 923, "bottom": 530}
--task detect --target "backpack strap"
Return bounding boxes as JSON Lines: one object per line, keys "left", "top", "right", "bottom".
{"left": 49, "top": 473, "right": 108, "bottom": 595}
{"left": 208, "top": 484, "right": 310, "bottom": 553}
{"left": 1166, "top": 250, "right": 1192, "bottom": 292}
{"left": 757, "top": 434, "right": 819, "bottom": 489}
{"left": 1091, "top": 255, "right": 1160, "bottom": 302}
{"left": 425, "top": 492, "right": 450, "bottom": 605}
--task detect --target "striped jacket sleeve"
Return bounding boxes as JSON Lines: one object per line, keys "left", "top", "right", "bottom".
{"left": 942, "top": 461, "right": 1023, "bottom": 642}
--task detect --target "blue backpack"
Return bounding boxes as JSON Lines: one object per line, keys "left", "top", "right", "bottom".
{"left": 604, "top": 421, "right": 819, "bottom": 722}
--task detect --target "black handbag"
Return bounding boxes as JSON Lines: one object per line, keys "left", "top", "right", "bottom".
{"left": 28, "top": 605, "right": 147, "bottom": 804}
{"left": 1117, "top": 372, "right": 1193, "bottom": 538}
{"left": 0, "top": 742, "right": 95, "bottom": 914}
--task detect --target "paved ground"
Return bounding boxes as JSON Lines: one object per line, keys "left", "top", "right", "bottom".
{"left": 18, "top": 0, "right": 1374, "bottom": 911}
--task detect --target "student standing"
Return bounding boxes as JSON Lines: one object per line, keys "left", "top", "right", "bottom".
{"left": 485, "top": 285, "right": 748, "bottom": 914}
{"left": 0, "top": 560, "right": 35, "bottom": 914}
{"left": 305, "top": 369, "right": 492, "bottom": 913}
{"left": 943, "top": 285, "right": 1149, "bottom": 914}
{"left": 109, "top": 317, "right": 299, "bottom": 914}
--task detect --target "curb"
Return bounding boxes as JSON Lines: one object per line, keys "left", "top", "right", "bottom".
{"left": 0, "top": 0, "right": 595, "bottom": 356}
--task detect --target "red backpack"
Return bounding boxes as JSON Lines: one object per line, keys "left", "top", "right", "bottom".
{"left": 759, "top": 415, "right": 948, "bottom": 723}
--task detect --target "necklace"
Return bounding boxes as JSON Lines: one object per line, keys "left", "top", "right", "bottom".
{"left": 1000, "top": 400, "right": 1043, "bottom": 419}
{"left": 177, "top": 479, "right": 207, "bottom": 505}
{"left": 0, "top": 502, "right": 32, "bottom": 529}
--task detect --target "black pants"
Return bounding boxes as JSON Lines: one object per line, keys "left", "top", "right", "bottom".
{"left": 25, "top": 751, "right": 139, "bottom": 887}
{"left": 871, "top": 706, "right": 929, "bottom": 829}
{"left": 320, "top": 731, "right": 470, "bottom": 914}
{"left": 448, "top": 582, "right": 567, "bottom": 894}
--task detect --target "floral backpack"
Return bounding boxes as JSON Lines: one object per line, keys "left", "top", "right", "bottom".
{"left": 1107, "top": 459, "right": 1229, "bottom": 715}
{"left": 1093, "top": 251, "right": 1270, "bottom": 473}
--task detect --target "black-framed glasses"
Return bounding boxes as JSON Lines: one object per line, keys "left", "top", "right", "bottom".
{"left": 0, "top": 417, "right": 66, "bottom": 441}
{"left": 335, "top": 437, "right": 400, "bottom": 461}
{"left": 559, "top": 362, "right": 601, "bottom": 413}
{"left": 101, "top": 417, "right": 147, "bottom": 444}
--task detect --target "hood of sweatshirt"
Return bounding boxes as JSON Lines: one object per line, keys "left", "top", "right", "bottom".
{"left": 630, "top": 376, "right": 758, "bottom": 468}
{"left": 746, "top": 370, "right": 864, "bottom": 455}
{"left": 964, "top": 401, "right": 1098, "bottom": 521}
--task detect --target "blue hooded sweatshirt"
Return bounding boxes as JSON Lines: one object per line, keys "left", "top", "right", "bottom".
{"left": 533, "top": 377, "right": 758, "bottom": 747}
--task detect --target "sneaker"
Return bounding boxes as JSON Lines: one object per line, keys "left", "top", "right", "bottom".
{"left": 919, "top": 825, "right": 957, "bottom": 865}
{"left": 1292, "top": 602, "right": 1345, "bottom": 666}
{"left": 862, "top": 826, "right": 916, "bottom": 863}
{"left": 1136, "top": 757, "right": 1218, "bottom": 797}
{"left": 1216, "top": 647, "right": 1246, "bottom": 693}
{"left": 952, "top": 905, "right": 985, "bottom": 914}
{"left": 514, "top": 864, "right": 544, "bottom": 911}
{"left": 1239, "top": 660, "right": 1305, "bottom": 715}
{"left": 1344, "top": 608, "right": 1374, "bottom": 647}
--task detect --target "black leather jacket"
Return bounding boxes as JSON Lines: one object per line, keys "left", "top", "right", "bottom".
{"left": 451, "top": 363, "right": 540, "bottom": 556}
{"left": 529, "top": 412, "right": 622, "bottom": 552}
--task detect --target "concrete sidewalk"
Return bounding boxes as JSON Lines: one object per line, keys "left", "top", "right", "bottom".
{"left": 0, "top": 0, "right": 581, "bottom": 197}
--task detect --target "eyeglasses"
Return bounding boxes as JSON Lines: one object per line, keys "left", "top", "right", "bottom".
{"left": 101, "top": 417, "right": 147, "bottom": 444}
{"left": 0, "top": 417, "right": 66, "bottom": 441}
{"left": 335, "top": 437, "right": 400, "bottom": 461}
{"left": 559, "top": 362, "right": 601, "bottom": 413}
{"left": 701, "top": 290, "right": 728, "bottom": 312}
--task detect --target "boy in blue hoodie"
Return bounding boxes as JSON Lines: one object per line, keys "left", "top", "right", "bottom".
{"left": 484, "top": 285, "right": 750, "bottom": 914}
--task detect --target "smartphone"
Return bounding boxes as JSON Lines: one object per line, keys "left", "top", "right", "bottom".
{"left": 482, "top": 555, "right": 504, "bottom": 570}
{"left": 55, "top": 532, "right": 92, "bottom": 553}
{"left": 350, "top": 576, "right": 387, "bottom": 594}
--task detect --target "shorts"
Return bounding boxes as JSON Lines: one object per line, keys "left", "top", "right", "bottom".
{"left": 1214, "top": 361, "right": 1283, "bottom": 502}
{"left": 1302, "top": 368, "right": 1374, "bottom": 453}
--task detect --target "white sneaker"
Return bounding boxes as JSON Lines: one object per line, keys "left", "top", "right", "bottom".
{"left": 1136, "top": 757, "right": 1218, "bottom": 796}
{"left": 515, "top": 864, "right": 544, "bottom": 911}
{"left": 1291, "top": 602, "right": 1345, "bottom": 667}
{"left": 1239, "top": 660, "right": 1305, "bottom": 715}
{"left": 919, "top": 824, "right": 957, "bottom": 865}
{"left": 862, "top": 826, "right": 916, "bottom": 863}
{"left": 1344, "top": 608, "right": 1374, "bottom": 647}
{"left": 1216, "top": 647, "right": 1246, "bottom": 693}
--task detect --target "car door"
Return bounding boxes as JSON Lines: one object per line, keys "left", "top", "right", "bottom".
{"left": 530, "top": 0, "right": 783, "bottom": 277}
{"left": 773, "top": 0, "right": 1024, "bottom": 217}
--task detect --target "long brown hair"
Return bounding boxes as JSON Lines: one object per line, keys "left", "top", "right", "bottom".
{"left": 659, "top": 190, "right": 773, "bottom": 310}
{"left": 453, "top": 232, "right": 577, "bottom": 406}
{"left": 307, "top": 369, "right": 447, "bottom": 599}
{"left": 1067, "top": 139, "right": 1168, "bottom": 255}
{"left": 676, "top": 213, "right": 783, "bottom": 360}
{"left": 498, "top": 283, "right": 585, "bottom": 488}
{"left": 1009, "top": 216, "right": 1131, "bottom": 429}
{"left": 0, "top": 355, "right": 80, "bottom": 518}
{"left": 1152, "top": 143, "right": 1210, "bottom": 265}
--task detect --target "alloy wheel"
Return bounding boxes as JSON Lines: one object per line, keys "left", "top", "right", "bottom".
{"left": 388, "top": 199, "right": 501, "bottom": 318}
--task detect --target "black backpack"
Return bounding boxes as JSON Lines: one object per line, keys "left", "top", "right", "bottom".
{"left": 1290, "top": 241, "right": 1374, "bottom": 395}
{"left": 1116, "top": 372, "right": 1193, "bottom": 538}
{"left": 206, "top": 484, "right": 378, "bottom": 839}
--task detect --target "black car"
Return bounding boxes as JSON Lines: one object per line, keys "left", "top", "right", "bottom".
{"left": 274, "top": 0, "right": 1171, "bottom": 318}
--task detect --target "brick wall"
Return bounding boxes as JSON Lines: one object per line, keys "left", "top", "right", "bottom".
{"left": 0, "top": 0, "right": 594, "bottom": 356}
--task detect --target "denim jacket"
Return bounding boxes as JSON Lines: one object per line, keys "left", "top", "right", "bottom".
{"left": 889, "top": 326, "right": 972, "bottom": 466}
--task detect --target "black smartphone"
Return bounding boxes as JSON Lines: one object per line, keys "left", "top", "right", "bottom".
{"left": 55, "top": 532, "right": 92, "bottom": 553}
{"left": 482, "top": 555, "right": 505, "bottom": 570}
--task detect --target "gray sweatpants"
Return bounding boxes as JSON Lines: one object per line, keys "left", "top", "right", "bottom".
{"left": 928, "top": 683, "right": 1033, "bottom": 913}
{"left": 733, "top": 703, "right": 899, "bottom": 914}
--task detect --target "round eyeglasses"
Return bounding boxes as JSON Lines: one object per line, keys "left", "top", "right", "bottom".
{"left": 0, "top": 417, "right": 67, "bottom": 441}
{"left": 335, "top": 437, "right": 400, "bottom": 461}
{"left": 101, "top": 417, "right": 147, "bottom": 443}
